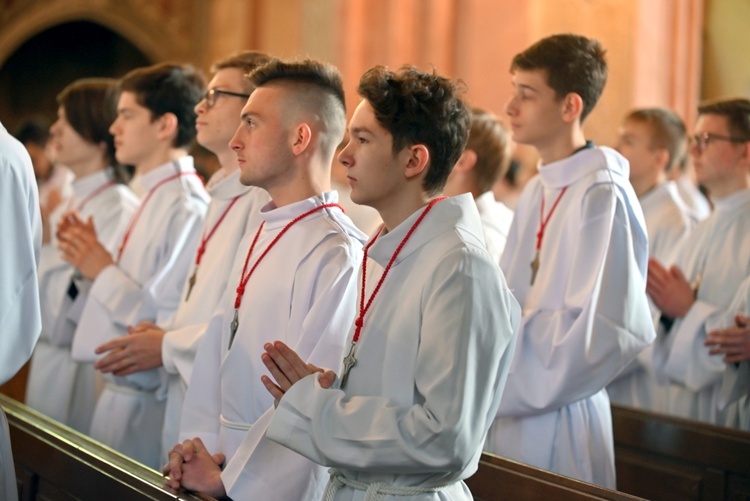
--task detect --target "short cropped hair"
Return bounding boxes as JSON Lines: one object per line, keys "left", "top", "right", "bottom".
{"left": 697, "top": 98, "right": 750, "bottom": 141}
{"left": 247, "top": 58, "right": 347, "bottom": 154}
{"left": 211, "top": 51, "right": 273, "bottom": 93}
{"left": 625, "top": 108, "right": 687, "bottom": 172}
{"left": 512, "top": 34, "right": 607, "bottom": 123}
{"left": 466, "top": 108, "right": 512, "bottom": 193}
{"left": 357, "top": 66, "right": 471, "bottom": 196}
{"left": 57, "top": 78, "right": 120, "bottom": 168}
{"left": 119, "top": 63, "right": 206, "bottom": 148}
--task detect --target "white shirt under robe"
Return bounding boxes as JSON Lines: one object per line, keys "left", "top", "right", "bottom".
{"left": 652, "top": 189, "right": 750, "bottom": 427}
{"left": 608, "top": 180, "right": 694, "bottom": 411}
{"left": 474, "top": 191, "right": 514, "bottom": 264}
{"left": 0, "top": 121, "right": 42, "bottom": 501}
{"left": 26, "top": 169, "right": 138, "bottom": 433}
{"left": 180, "top": 192, "right": 366, "bottom": 499}
{"left": 160, "top": 169, "right": 269, "bottom": 460}
{"left": 71, "top": 157, "right": 209, "bottom": 468}
{"left": 675, "top": 173, "right": 711, "bottom": 221}
{"left": 486, "top": 146, "right": 655, "bottom": 489}
{"left": 265, "top": 194, "right": 520, "bottom": 501}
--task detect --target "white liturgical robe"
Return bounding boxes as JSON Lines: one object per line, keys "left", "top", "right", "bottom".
{"left": 71, "top": 157, "right": 209, "bottom": 468}
{"left": 607, "top": 180, "right": 694, "bottom": 411}
{"left": 474, "top": 191, "right": 514, "bottom": 264}
{"left": 265, "top": 194, "right": 520, "bottom": 501}
{"left": 180, "top": 192, "right": 366, "bottom": 499}
{"left": 0, "top": 121, "right": 42, "bottom": 501}
{"left": 160, "top": 169, "right": 269, "bottom": 459}
{"left": 26, "top": 169, "right": 139, "bottom": 432}
{"left": 652, "top": 188, "right": 750, "bottom": 427}
{"left": 486, "top": 146, "right": 655, "bottom": 489}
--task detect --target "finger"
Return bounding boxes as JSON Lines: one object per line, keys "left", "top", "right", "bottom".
{"left": 211, "top": 453, "right": 226, "bottom": 466}
{"left": 669, "top": 265, "right": 688, "bottom": 284}
{"left": 95, "top": 337, "right": 129, "bottom": 355}
{"left": 96, "top": 356, "right": 134, "bottom": 374}
{"left": 319, "top": 370, "right": 337, "bottom": 389}
{"left": 182, "top": 438, "right": 198, "bottom": 461}
{"left": 274, "top": 341, "right": 313, "bottom": 380}
{"left": 262, "top": 346, "right": 293, "bottom": 390}
{"left": 260, "top": 374, "right": 286, "bottom": 401}
{"left": 736, "top": 314, "right": 750, "bottom": 328}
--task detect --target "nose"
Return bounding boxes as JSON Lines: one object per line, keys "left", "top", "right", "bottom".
{"left": 194, "top": 97, "right": 207, "bottom": 115}
{"left": 505, "top": 95, "right": 518, "bottom": 117}
{"left": 109, "top": 118, "right": 119, "bottom": 136}
{"left": 229, "top": 126, "right": 243, "bottom": 152}
{"left": 338, "top": 141, "right": 353, "bottom": 168}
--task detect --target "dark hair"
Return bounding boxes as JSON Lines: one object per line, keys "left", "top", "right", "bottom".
{"left": 697, "top": 98, "right": 750, "bottom": 141}
{"left": 512, "top": 34, "right": 607, "bottom": 123}
{"left": 466, "top": 108, "right": 512, "bottom": 193}
{"left": 211, "top": 51, "right": 273, "bottom": 93}
{"left": 119, "top": 63, "right": 206, "bottom": 148}
{"left": 14, "top": 118, "right": 50, "bottom": 146}
{"left": 357, "top": 65, "right": 471, "bottom": 196}
{"left": 247, "top": 58, "right": 347, "bottom": 154}
{"left": 625, "top": 108, "right": 687, "bottom": 172}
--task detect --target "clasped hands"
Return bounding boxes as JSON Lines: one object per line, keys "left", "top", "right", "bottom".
{"left": 705, "top": 314, "right": 750, "bottom": 364}
{"left": 56, "top": 211, "right": 113, "bottom": 280}
{"left": 162, "top": 342, "right": 337, "bottom": 494}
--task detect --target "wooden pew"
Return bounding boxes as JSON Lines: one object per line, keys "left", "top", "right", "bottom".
{"left": 467, "top": 452, "right": 645, "bottom": 501}
{"left": 1, "top": 394, "right": 216, "bottom": 501}
{"left": 612, "top": 404, "right": 750, "bottom": 500}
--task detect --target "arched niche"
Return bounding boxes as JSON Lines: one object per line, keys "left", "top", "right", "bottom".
{"left": 0, "top": 20, "right": 152, "bottom": 134}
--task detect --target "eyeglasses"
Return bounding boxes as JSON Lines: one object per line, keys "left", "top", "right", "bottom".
{"left": 688, "top": 132, "right": 748, "bottom": 151}
{"left": 202, "top": 88, "right": 250, "bottom": 109}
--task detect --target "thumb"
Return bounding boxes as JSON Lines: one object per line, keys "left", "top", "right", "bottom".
{"left": 211, "top": 453, "right": 226, "bottom": 466}
{"left": 319, "top": 370, "right": 337, "bottom": 389}
{"left": 669, "top": 265, "right": 687, "bottom": 282}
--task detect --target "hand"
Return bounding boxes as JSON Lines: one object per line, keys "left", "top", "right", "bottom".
{"left": 162, "top": 438, "right": 226, "bottom": 496}
{"left": 57, "top": 212, "right": 114, "bottom": 280}
{"left": 94, "top": 323, "right": 165, "bottom": 375}
{"left": 705, "top": 314, "right": 750, "bottom": 363}
{"left": 260, "top": 341, "right": 337, "bottom": 402}
{"left": 647, "top": 259, "right": 696, "bottom": 320}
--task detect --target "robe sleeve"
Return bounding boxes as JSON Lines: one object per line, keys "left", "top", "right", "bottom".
{"left": 498, "top": 183, "right": 655, "bottom": 416}
{"left": 162, "top": 322, "right": 208, "bottom": 384}
{"left": 0, "top": 152, "right": 41, "bottom": 385}
{"left": 267, "top": 248, "right": 518, "bottom": 473}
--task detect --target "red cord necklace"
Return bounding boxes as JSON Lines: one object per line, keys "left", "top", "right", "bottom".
{"left": 228, "top": 202, "right": 344, "bottom": 349}
{"left": 339, "top": 197, "right": 445, "bottom": 389}
{"left": 530, "top": 187, "right": 567, "bottom": 285}
{"left": 185, "top": 195, "right": 241, "bottom": 301}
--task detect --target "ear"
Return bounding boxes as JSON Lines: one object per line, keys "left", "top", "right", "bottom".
{"left": 404, "top": 144, "right": 430, "bottom": 180}
{"left": 560, "top": 93, "right": 584, "bottom": 124}
{"left": 156, "top": 112, "right": 179, "bottom": 142}
{"left": 290, "top": 123, "right": 312, "bottom": 156}
{"left": 454, "top": 149, "right": 478, "bottom": 173}
{"left": 653, "top": 148, "right": 670, "bottom": 171}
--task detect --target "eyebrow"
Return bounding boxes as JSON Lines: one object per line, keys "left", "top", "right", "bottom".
{"left": 516, "top": 83, "right": 538, "bottom": 93}
{"left": 240, "top": 111, "right": 260, "bottom": 121}
{"left": 349, "top": 126, "right": 373, "bottom": 136}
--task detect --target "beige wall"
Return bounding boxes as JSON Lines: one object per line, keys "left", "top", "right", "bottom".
{"left": 702, "top": 0, "right": 750, "bottom": 100}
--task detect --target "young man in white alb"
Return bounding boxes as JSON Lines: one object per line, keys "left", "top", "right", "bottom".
{"left": 648, "top": 98, "right": 750, "bottom": 427}
{"left": 444, "top": 107, "right": 515, "bottom": 263}
{"left": 59, "top": 63, "right": 209, "bottom": 469}
{"left": 26, "top": 79, "right": 139, "bottom": 434}
{"left": 91, "top": 51, "right": 272, "bottom": 462}
{"left": 607, "top": 107, "right": 695, "bottom": 412}
{"left": 259, "top": 65, "right": 520, "bottom": 501}
{"left": 484, "top": 34, "right": 655, "bottom": 489}
{"left": 163, "top": 59, "right": 366, "bottom": 500}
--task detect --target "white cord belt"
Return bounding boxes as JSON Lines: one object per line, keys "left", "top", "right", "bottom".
{"left": 219, "top": 413, "right": 253, "bottom": 431}
{"left": 324, "top": 468, "right": 450, "bottom": 501}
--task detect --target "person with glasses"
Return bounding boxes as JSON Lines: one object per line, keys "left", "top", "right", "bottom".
{"left": 607, "top": 108, "right": 696, "bottom": 412}
{"left": 92, "top": 52, "right": 272, "bottom": 462}
{"left": 59, "top": 63, "right": 210, "bottom": 469}
{"left": 647, "top": 98, "right": 750, "bottom": 427}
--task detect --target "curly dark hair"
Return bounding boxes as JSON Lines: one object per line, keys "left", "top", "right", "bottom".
{"left": 119, "top": 63, "right": 206, "bottom": 148}
{"left": 357, "top": 66, "right": 471, "bottom": 196}
{"left": 512, "top": 34, "right": 607, "bottom": 123}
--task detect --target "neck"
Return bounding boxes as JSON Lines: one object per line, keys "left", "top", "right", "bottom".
{"left": 69, "top": 157, "right": 108, "bottom": 180}
{"left": 708, "top": 172, "right": 750, "bottom": 199}
{"left": 266, "top": 161, "right": 331, "bottom": 208}
{"left": 632, "top": 172, "right": 666, "bottom": 198}
{"left": 537, "top": 127, "right": 587, "bottom": 166}
{"left": 136, "top": 148, "right": 188, "bottom": 176}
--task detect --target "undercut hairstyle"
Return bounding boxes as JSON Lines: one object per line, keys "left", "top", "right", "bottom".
{"left": 357, "top": 65, "right": 471, "bottom": 196}
{"left": 247, "top": 58, "right": 347, "bottom": 156}
{"left": 512, "top": 33, "right": 607, "bottom": 123}
{"left": 625, "top": 108, "right": 687, "bottom": 172}
{"left": 119, "top": 63, "right": 206, "bottom": 148}
{"left": 211, "top": 51, "right": 273, "bottom": 93}
{"left": 466, "top": 108, "right": 512, "bottom": 193}
{"left": 697, "top": 98, "right": 750, "bottom": 142}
